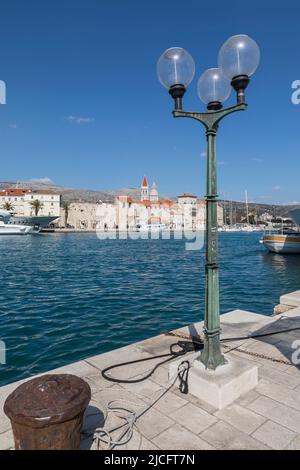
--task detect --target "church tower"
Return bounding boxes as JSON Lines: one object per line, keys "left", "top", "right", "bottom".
{"left": 141, "top": 175, "right": 149, "bottom": 201}
{"left": 150, "top": 182, "right": 159, "bottom": 203}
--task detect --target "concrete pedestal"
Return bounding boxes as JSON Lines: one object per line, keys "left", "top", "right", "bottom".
{"left": 169, "top": 353, "right": 258, "bottom": 410}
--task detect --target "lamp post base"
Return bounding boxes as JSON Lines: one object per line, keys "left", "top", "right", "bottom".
{"left": 198, "top": 330, "right": 227, "bottom": 370}
{"left": 169, "top": 352, "right": 258, "bottom": 410}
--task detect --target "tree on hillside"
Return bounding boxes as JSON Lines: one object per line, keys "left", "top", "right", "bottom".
{"left": 29, "top": 199, "right": 44, "bottom": 216}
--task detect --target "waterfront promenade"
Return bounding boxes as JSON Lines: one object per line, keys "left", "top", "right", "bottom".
{"left": 1, "top": 291, "right": 300, "bottom": 450}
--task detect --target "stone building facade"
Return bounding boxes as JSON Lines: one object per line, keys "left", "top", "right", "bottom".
{"left": 0, "top": 188, "right": 61, "bottom": 217}
{"left": 60, "top": 177, "right": 223, "bottom": 231}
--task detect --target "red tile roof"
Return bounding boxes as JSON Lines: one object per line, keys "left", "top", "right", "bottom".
{"left": 0, "top": 188, "right": 28, "bottom": 196}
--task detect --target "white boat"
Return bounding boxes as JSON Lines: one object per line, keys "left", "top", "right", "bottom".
{"left": 0, "top": 211, "right": 33, "bottom": 235}
{"left": 218, "top": 224, "right": 262, "bottom": 232}
{"left": 138, "top": 223, "right": 166, "bottom": 232}
{"left": 0, "top": 220, "right": 33, "bottom": 235}
{"left": 260, "top": 232, "right": 300, "bottom": 254}
{"left": 260, "top": 208, "right": 300, "bottom": 253}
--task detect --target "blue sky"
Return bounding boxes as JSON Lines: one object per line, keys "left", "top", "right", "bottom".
{"left": 0, "top": 0, "right": 299, "bottom": 204}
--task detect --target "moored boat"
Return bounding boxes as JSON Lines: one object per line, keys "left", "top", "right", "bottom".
{"left": 0, "top": 210, "right": 36, "bottom": 235}
{"left": 0, "top": 220, "right": 33, "bottom": 235}
{"left": 138, "top": 223, "right": 166, "bottom": 232}
{"left": 260, "top": 232, "right": 300, "bottom": 253}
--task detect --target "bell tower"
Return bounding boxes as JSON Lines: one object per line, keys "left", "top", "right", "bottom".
{"left": 150, "top": 182, "right": 159, "bottom": 202}
{"left": 141, "top": 176, "right": 149, "bottom": 201}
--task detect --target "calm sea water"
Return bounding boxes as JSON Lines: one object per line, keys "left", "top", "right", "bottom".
{"left": 1, "top": 232, "right": 300, "bottom": 386}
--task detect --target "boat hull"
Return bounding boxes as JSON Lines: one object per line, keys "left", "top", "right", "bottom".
{"left": 262, "top": 235, "right": 300, "bottom": 253}
{"left": 0, "top": 225, "right": 33, "bottom": 235}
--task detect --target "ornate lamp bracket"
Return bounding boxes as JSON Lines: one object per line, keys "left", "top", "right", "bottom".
{"left": 172, "top": 102, "right": 247, "bottom": 130}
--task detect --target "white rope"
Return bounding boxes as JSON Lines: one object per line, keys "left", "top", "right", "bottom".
{"left": 92, "top": 360, "right": 190, "bottom": 450}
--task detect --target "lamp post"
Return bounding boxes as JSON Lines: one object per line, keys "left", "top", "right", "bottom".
{"left": 157, "top": 35, "right": 260, "bottom": 370}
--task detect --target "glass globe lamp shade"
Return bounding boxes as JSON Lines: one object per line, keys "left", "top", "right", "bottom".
{"left": 157, "top": 47, "right": 195, "bottom": 89}
{"left": 218, "top": 34, "right": 260, "bottom": 80}
{"left": 197, "top": 68, "right": 231, "bottom": 108}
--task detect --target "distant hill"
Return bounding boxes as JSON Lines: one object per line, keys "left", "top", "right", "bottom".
{"left": 0, "top": 181, "right": 299, "bottom": 219}
{"left": 219, "top": 200, "right": 300, "bottom": 222}
{"left": 0, "top": 181, "right": 141, "bottom": 203}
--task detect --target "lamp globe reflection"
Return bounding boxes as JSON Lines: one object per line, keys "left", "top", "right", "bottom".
{"left": 157, "top": 47, "right": 195, "bottom": 88}
{"left": 197, "top": 68, "right": 231, "bottom": 111}
{"left": 218, "top": 34, "right": 260, "bottom": 103}
{"left": 218, "top": 34, "right": 260, "bottom": 79}
{"left": 157, "top": 47, "right": 195, "bottom": 110}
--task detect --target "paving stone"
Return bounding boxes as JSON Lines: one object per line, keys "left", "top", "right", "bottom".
{"left": 236, "top": 389, "right": 261, "bottom": 407}
{"left": 92, "top": 384, "right": 146, "bottom": 410}
{"left": 135, "top": 407, "right": 174, "bottom": 440}
{"left": 148, "top": 367, "right": 170, "bottom": 387}
{"left": 258, "top": 366, "right": 300, "bottom": 389}
{"left": 136, "top": 334, "right": 181, "bottom": 357}
{"left": 154, "top": 390, "right": 188, "bottom": 414}
{"left": 215, "top": 404, "right": 266, "bottom": 434}
{"left": 86, "top": 345, "right": 146, "bottom": 373}
{"left": 152, "top": 423, "right": 214, "bottom": 450}
{"left": 246, "top": 340, "right": 289, "bottom": 361}
{"left": 252, "top": 420, "right": 297, "bottom": 450}
{"left": 171, "top": 403, "right": 217, "bottom": 434}
{"left": 0, "top": 413, "right": 11, "bottom": 435}
{"left": 121, "top": 378, "right": 162, "bottom": 403}
{"left": 200, "top": 421, "right": 270, "bottom": 450}
{"left": 116, "top": 429, "right": 159, "bottom": 451}
{"left": 0, "top": 379, "right": 29, "bottom": 434}
{"left": 256, "top": 379, "right": 300, "bottom": 411}
{"left": 172, "top": 387, "right": 217, "bottom": 414}
{"left": 280, "top": 291, "right": 300, "bottom": 307}
{"left": 286, "top": 435, "right": 300, "bottom": 450}
{"left": 84, "top": 372, "right": 115, "bottom": 396}
{"left": 50, "top": 359, "right": 101, "bottom": 377}
{"left": 284, "top": 365, "right": 300, "bottom": 377}
{"left": 0, "top": 430, "right": 14, "bottom": 450}
{"left": 248, "top": 396, "right": 300, "bottom": 433}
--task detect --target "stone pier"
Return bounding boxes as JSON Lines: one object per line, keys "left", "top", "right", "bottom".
{"left": 1, "top": 292, "right": 300, "bottom": 450}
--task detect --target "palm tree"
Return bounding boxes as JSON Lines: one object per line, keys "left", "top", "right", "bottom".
{"left": 62, "top": 201, "right": 70, "bottom": 227}
{"left": 2, "top": 202, "right": 14, "bottom": 212}
{"left": 29, "top": 199, "right": 44, "bottom": 216}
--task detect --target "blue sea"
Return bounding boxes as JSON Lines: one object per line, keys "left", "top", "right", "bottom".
{"left": 1, "top": 232, "right": 300, "bottom": 386}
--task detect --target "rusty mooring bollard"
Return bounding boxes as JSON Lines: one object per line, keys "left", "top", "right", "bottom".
{"left": 4, "top": 374, "right": 91, "bottom": 450}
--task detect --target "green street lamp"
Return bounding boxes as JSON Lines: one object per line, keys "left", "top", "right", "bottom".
{"left": 157, "top": 35, "right": 260, "bottom": 370}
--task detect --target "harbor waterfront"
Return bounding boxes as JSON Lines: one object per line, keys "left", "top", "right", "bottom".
{"left": 1, "top": 232, "right": 300, "bottom": 387}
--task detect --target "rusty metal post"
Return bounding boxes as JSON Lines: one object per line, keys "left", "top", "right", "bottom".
{"left": 4, "top": 374, "right": 91, "bottom": 450}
